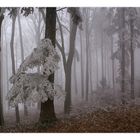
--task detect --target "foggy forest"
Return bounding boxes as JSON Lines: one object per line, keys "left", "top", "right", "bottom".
{"left": 0, "top": 7, "right": 140, "bottom": 132}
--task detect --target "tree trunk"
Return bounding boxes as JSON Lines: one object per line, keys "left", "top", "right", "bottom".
{"left": 101, "top": 30, "right": 104, "bottom": 90}
{"left": 130, "top": 16, "right": 135, "bottom": 99}
{"left": 73, "top": 55, "right": 78, "bottom": 94}
{"left": 80, "top": 30, "right": 84, "bottom": 99}
{"left": 105, "top": 40, "right": 110, "bottom": 87}
{"left": 104, "top": 44, "right": 107, "bottom": 86}
{"left": 0, "top": 9, "right": 4, "bottom": 126}
{"left": 64, "top": 18, "right": 77, "bottom": 114}
{"left": 85, "top": 46, "right": 89, "bottom": 101}
{"left": 10, "top": 15, "right": 20, "bottom": 124}
{"left": 64, "top": 67, "right": 72, "bottom": 114}
{"left": 106, "top": 43, "right": 110, "bottom": 86}
{"left": 85, "top": 17, "right": 89, "bottom": 101}
{"left": 120, "top": 8, "right": 125, "bottom": 93}
{"left": 111, "top": 35, "right": 115, "bottom": 92}
{"left": 89, "top": 43, "right": 93, "bottom": 93}
{"left": 95, "top": 34, "right": 99, "bottom": 89}
{"left": 55, "top": 9, "right": 78, "bottom": 114}
{"left": 39, "top": 8, "right": 56, "bottom": 123}
{"left": 17, "top": 10, "right": 28, "bottom": 116}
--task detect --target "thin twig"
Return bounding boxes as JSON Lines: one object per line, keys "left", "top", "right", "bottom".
{"left": 57, "top": 7, "right": 67, "bottom": 12}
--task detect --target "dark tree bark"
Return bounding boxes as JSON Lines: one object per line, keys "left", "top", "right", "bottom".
{"left": 120, "top": 8, "right": 126, "bottom": 93}
{"left": 130, "top": 14, "right": 135, "bottom": 99}
{"left": 0, "top": 8, "right": 4, "bottom": 126}
{"left": 39, "top": 8, "right": 57, "bottom": 123}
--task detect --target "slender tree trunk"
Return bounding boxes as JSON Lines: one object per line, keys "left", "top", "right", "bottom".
{"left": 85, "top": 39, "right": 89, "bottom": 101}
{"left": 0, "top": 9, "right": 4, "bottom": 126}
{"left": 64, "top": 18, "right": 78, "bottom": 114}
{"left": 73, "top": 55, "right": 78, "bottom": 94}
{"left": 111, "top": 35, "right": 115, "bottom": 92}
{"left": 85, "top": 18, "right": 89, "bottom": 101}
{"left": 17, "top": 11, "right": 28, "bottom": 116}
{"left": 106, "top": 44, "right": 110, "bottom": 87}
{"left": 130, "top": 16, "right": 135, "bottom": 99}
{"left": 104, "top": 45, "right": 107, "bottom": 86}
{"left": 95, "top": 47, "right": 99, "bottom": 89}
{"left": 39, "top": 8, "right": 56, "bottom": 123}
{"left": 101, "top": 30, "right": 104, "bottom": 89}
{"left": 10, "top": 15, "right": 20, "bottom": 124}
{"left": 105, "top": 41, "right": 110, "bottom": 87}
{"left": 120, "top": 8, "right": 126, "bottom": 93}
{"left": 89, "top": 45, "right": 93, "bottom": 93}
{"left": 95, "top": 34, "right": 99, "bottom": 89}
{"left": 64, "top": 67, "right": 72, "bottom": 114}
{"left": 80, "top": 30, "right": 84, "bottom": 99}
{"left": 55, "top": 10, "right": 78, "bottom": 114}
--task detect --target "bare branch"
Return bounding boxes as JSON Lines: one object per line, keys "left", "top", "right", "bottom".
{"left": 56, "top": 14, "right": 65, "bottom": 49}
{"left": 55, "top": 39, "right": 67, "bottom": 72}
{"left": 61, "top": 24, "right": 70, "bottom": 33}
{"left": 57, "top": 7, "right": 67, "bottom": 12}
{"left": 55, "top": 39, "right": 63, "bottom": 52}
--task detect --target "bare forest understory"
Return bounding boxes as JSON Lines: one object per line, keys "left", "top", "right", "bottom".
{"left": 1, "top": 102, "right": 140, "bottom": 132}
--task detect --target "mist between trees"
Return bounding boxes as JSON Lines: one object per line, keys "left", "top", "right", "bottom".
{"left": 0, "top": 7, "right": 140, "bottom": 130}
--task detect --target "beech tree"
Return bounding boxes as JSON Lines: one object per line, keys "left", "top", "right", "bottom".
{"left": 56, "top": 8, "right": 82, "bottom": 114}
{"left": 7, "top": 37, "right": 60, "bottom": 123}
{"left": 79, "top": 29, "right": 85, "bottom": 98}
{"left": 7, "top": 7, "right": 34, "bottom": 123}
{"left": 39, "top": 8, "right": 57, "bottom": 123}
{"left": 9, "top": 8, "right": 20, "bottom": 124}
{"left": 128, "top": 8, "right": 138, "bottom": 99}
{"left": 106, "top": 8, "right": 129, "bottom": 95}
{"left": 82, "top": 8, "right": 95, "bottom": 100}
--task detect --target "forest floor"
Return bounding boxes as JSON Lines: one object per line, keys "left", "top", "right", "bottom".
{"left": 1, "top": 104, "right": 140, "bottom": 132}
